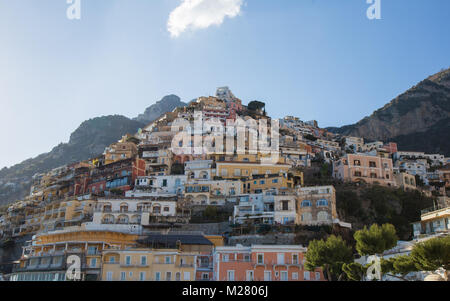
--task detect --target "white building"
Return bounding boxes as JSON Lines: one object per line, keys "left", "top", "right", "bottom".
{"left": 93, "top": 197, "right": 178, "bottom": 226}
{"left": 132, "top": 175, "right": 187, "bottom": 195}
{"left": 185, "top": 160, "right": 215, "bottom": 181}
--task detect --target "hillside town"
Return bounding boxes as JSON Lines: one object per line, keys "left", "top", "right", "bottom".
{"left": 0, "top": 87, "right": 449, "bottom": 282}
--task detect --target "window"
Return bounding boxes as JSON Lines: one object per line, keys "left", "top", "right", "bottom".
{"left": 141, "top": 256, "right": 147, "bottom": 266}
{"left": 90, "top": 258, "right": 97, "bottom": 268}
{"left": 282, "top": 200, "right": 289, "bottom": 211}
{"left": 354, "top": 160, "right": 361, "bottom": 166}
{"left": 246, "top": 270, "right": 254, "bottom": 281}
{"left": 155, "top": 272, "right": 161, "bottom": 281}
{"left": 202, "top": 273, "right": 209, "bottom": 280}
{"left": 277, "top": 253, "right": 285, "bottom": 264}
{"left": 316, "top": 199, "right": 328, "bottom": 207}
{"left": 165, "top": 256, "right": 171, "bottom": 264}
{"left": 292, "top": 272, "right": 298, "bottom": 280}
{"left": 227, "top": 270, "right": 235, "bottom": 281}
{"left": 264, "top": 271, "right": 272, "bottom": 281}
{"left": 175, "top": 272, "right": 181, "bottom": 281}
{"left": 223, "top": 254, "right": 229, "bottom": 262}
{"left": 272, "top": 179, "right": 278, "bottom": 183}
{"left": 292, "top": 254, "right": 299, "bottom": 265}
{"left": 257, "top": 254, "right": 264, "bottom": 264}
{"left": 162, "top": 179, "right": 168, "bottom": 187}
{"left": 166, "top": 272, "right": 172, "bottom": 281}
{"left": 125, "top": 256, "right": 131, "bottom": 266}
{"left": 315, "top": 272, "right": 321, "bottom": 281}
{"left": 369, "top": 161, "right": 377, "bottom": 168}
{"left": 120, "top": 272, "right": 126, "bottom": 281}
{"left": 234, "top": 169, "right": 241, "bottom": 176}
{"left": 184, "top": 272, "right": 191, "bottom": 281}
{"left": 354, "top": 171, "right": 362, "bottom": 177}
{"left": 281, "top": 271, "right": 288, "bottom": 281}
{"left": 140, "top": 272, "right": 146, "bottom": 281}
{"left": 302, "top": 212, "right": 312, "bottom": 222}
{"left": 304, "top": 271, "right": 310, "bottom": 280}
{"left": 109, "top": 257, "right": 116, "bottom": 263}
{"left": 317, "top": 211, "right": 329, "bottom": 221}
{"left": 301, "top": 200, "right": 312, "bottom": 207}
{"left": 106, "top": 272, "right": 113, "bottom": 281}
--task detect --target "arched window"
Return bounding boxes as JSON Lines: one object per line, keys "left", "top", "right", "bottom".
{"left": 120, "top": 203, "right": 129, "bottom": 213}
{"left": 301, "top": 200, "right": 312, "bottom": 208}
{"left": 316, "top": 199, "right": 328, "bottom": 207}
{"left": 301, "top": 212, "right": 312, "bottom": 222}
{"left": 317, "top": 211, "right": 329, "bottom": 222}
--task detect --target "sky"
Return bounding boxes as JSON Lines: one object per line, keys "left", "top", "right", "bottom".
{"left": 0, "top": 0, "right": 449, "bottom": 169}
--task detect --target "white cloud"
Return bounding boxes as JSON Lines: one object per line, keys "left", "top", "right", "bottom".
{"left": 168, "top": 0, "right": 243, "bottom": 38}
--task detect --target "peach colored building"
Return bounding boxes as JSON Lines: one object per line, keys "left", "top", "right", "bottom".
{"left": 214, "top": 245, "right": 325, "bottom": 281}
{"left": 333, "top": 154, "right": 395, "bottom": 187}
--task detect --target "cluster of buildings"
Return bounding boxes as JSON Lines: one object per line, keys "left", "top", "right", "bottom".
{"left": 8, "top": 228, "right": 324, "bottom": 282}
{"left": 1, "top": 86, "right": 449, "bottom": 281}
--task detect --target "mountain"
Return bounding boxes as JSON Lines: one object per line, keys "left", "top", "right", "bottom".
{"left": 329, "top": 67, "right": 450, "bottom": 155}
{"left": 0, "top": 94, "right": 189, "bottom": 205}
{"left": 134, "top": 95, "right": 187, "bottom": 124}
{"left": 0, "top": 115, "right": 144, "bottom": 205}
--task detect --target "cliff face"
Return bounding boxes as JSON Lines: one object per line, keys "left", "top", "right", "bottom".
{"left": 134, "top": 95, "right": 187, "bottom": 124}
{"left": 330, "top": 68, "right": 450, "bottom": 155}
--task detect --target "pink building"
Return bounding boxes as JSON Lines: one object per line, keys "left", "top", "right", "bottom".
{"left": 214, "top": 245, "right": 325, "bottom": 281}
{"left": 333, "top": 154, "right": 395, "bottom": 187}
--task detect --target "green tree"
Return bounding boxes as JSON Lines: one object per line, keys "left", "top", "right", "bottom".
{"left": 342, "top": 262, "right": 366, "bottom": 281}
{"left": 305, "top": 235, "right": 353, "bottom": 281}
{"left": 411, "top": 236, "right": 450, "bottom": 274}
{"left": 203, "top": 206, "right": 218, "bottom": 220}
{"left": 381, "top": 255, "right": 419, "bottom": 281}
{"left": 354, "top": 223, "right": 398, "bottom": 256}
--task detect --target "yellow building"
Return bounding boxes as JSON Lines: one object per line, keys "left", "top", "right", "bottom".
{"left": 101, "top": 249, "right": 197, "bottom": 281}
{"left": 394, "top": 172, "right": 417, "bottom": 192}
{"left": 20, "top": 199, "right": 96, "bottom": 235}
{"left": 240, "top": 173, "right": 294, "bottom": 194}
{"left": 11, "top": 226, "right": 139, "bottom": 281}
{"left": 215, "top": 162, "right": 291, "bottom": 180}
{"left": 104, "top": 135, "right": 139, "bottom": 165}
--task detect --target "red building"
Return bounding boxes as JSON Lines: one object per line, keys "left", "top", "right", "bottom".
{"left": 214, "top": 245, "right": 325, "bottom": 281}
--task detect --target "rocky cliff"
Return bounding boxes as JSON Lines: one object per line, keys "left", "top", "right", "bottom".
{"left": 329, "top": 67, "right": 450, "bottom": 155}
{"left": 134, "top": 95, "right": 186, "bottom": 124}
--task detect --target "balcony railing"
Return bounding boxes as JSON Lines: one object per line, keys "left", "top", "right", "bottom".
{"left": 421, "top": 204, "right": 450, "bottom": 215}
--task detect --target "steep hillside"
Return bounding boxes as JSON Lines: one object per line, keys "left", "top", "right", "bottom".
{"left": 0, "top": 115, "right": 144, "bottom": 205}
{"left": 134, "top": 95, "right": 186, "bottom": 124}
{"left": 329, "top": 67, "right": 450, "bottom": 155}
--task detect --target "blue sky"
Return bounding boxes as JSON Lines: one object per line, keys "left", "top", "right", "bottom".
{"left": 0, "top": 0, "right": 449, "bottom": 169}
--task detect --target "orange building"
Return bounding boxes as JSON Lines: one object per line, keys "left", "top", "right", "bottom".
{"left": 214, "top": 245, "right": 325, "bottom": 281}
{"left": 333, "top": 153, "right": 395, "bottom": 187}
